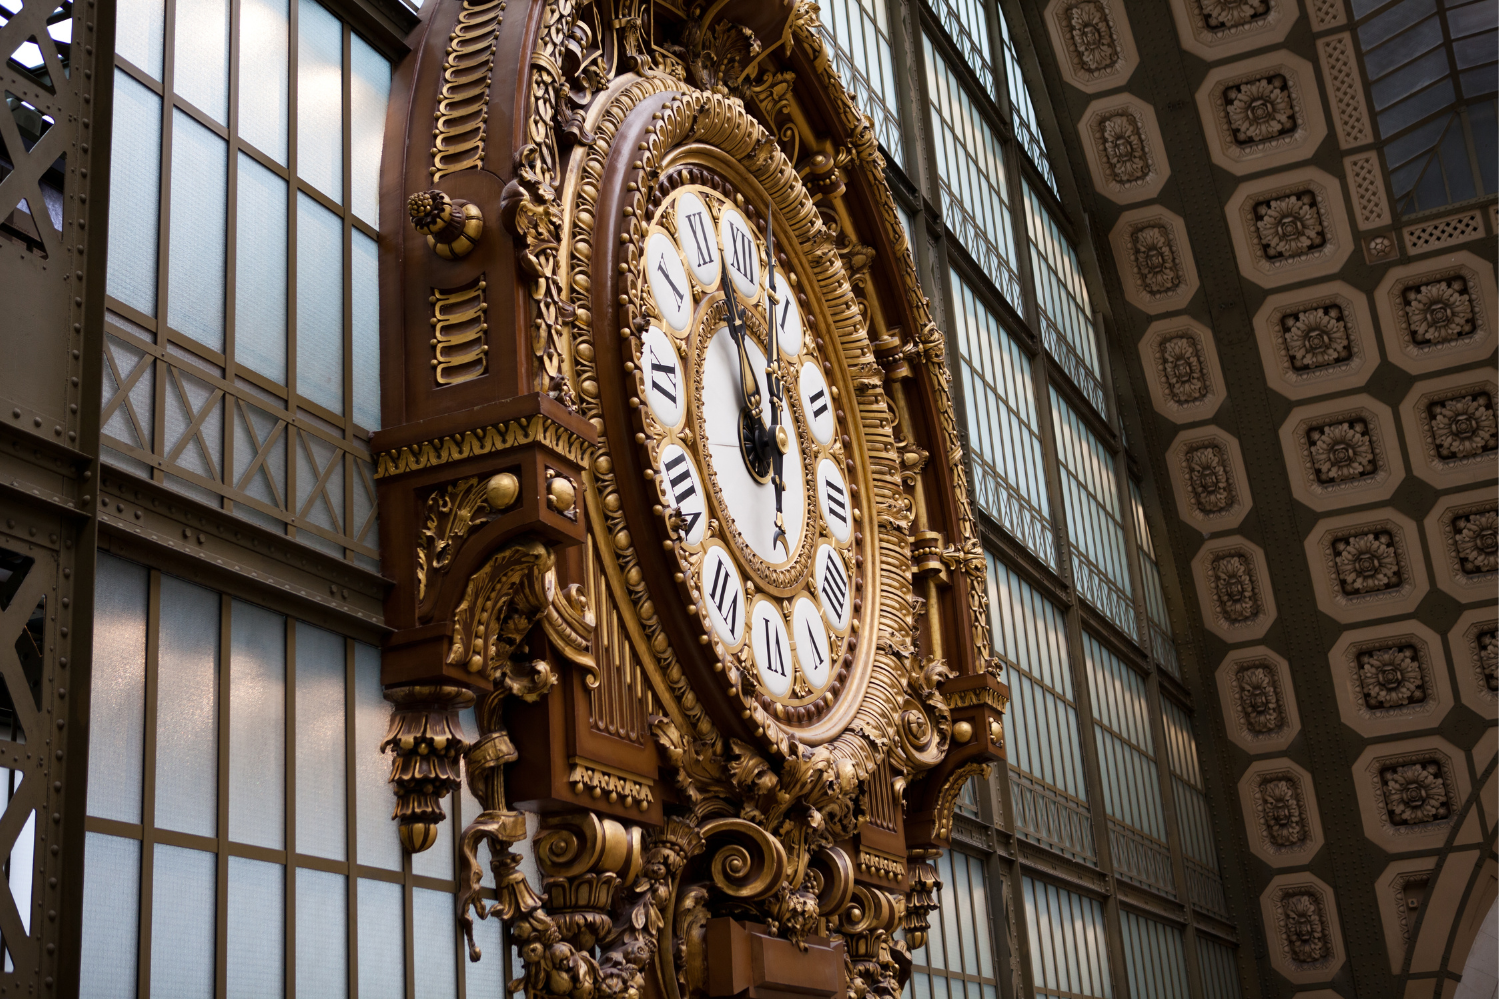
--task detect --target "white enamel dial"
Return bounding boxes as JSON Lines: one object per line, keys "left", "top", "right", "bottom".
{"left": 675, "top": 192, "right": 720, "bottom": 289}
{"left": 750, "top": 599, "right": 794, "bottom": 698}
{"left": 701, "top": 545, "right": 745, "bottom": 647}
{"left": 815, "top": 458, "right": 852, "bottom": 544}
{"left": 718, "top": 207, "right": 759, "bottom": 300}
{"left": 646, "top": 232, "right": 693, "bottom": 332}
{"left": 791, "top": 596, "right": 831, "bottom": 690}
{"left": 641, "top": 326, "right": 684, "bottom": 427}
{"left": 657, "top": 443, "right": 707, "bottom": 547}
{"left": 797, "top": 361, "right": 834, "bottom": 446}
{"left": 769, "top": 270, "right": 802, "bottom": 356}
{"left": 699, "top": 326, "right": 806, "bottom": 561}
{"left": 813, "top": 543, "right": 851, "bottom": 631}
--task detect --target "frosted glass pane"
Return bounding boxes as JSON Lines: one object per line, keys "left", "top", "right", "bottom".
{"left": 298, "top": 0, "right": 344, "bottom": 201}
{"left": 227, "top": 857, "right": 284, "bottom": 998}
{"left": 351, "top": 230, "right": 380, "bottom": 430}
{"left": 167, "top": 110, "right": 228, "bottom": 351}
{"left": 296, "top": 192, "right": 344, "bottom": 414}
{"left": 350, "top": 36, "right": 389, "bottom": 225}
{"left": 8, "top": 804, "right": 34, "bottom": 939}
{"left": 117, "top": 0, "right": 164, "bottom": 75}
{"left": 296, "top": 869, "right": 347, "bottom": 998}
{"left": 239, "top": 0, "right": 290, "bottom": 162}
{"left": 354, "top": 643, "right": 401, "bottom": 870}
{"left": 357, "top": 878, "right": 403, "bottom": 999}
{"left": 229, "top": 600, "right": 286, "bottom": 849}
{"left": 155, "top": 576, "right": 220, "bottom": 837}
{"left": 107, "top": 71, "right": 162, "bottom": 318}
{"left": 413, "top": 887, "right": 458, "bottom": 999}
{"left": 464, "top": 908, "right": 506, "bottom": 996}
{"left": 174, "top": 0, "right": 230, "bottom": 122}
{"left": 150, "top": 845, "right": 216, "bottom": 998}
{"left": 236, "top": 153, "right": 288, "bottom": 383}
{"left": 79, "top": 834, "right": 141, "bottom": 997}
{"left": 296, "top": 622, "right": 346, "bottom": 860}
{"left": 88, "top": 554, "right": 147, "bottom": 822}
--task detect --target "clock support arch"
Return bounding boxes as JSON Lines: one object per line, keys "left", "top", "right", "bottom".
{"left": 371, "top": 1, "right": 1009, "bottom": 994}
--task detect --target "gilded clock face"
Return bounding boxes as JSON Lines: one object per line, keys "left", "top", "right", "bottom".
{"left": 627, "top": 169, "right": 866, "bottom": 737}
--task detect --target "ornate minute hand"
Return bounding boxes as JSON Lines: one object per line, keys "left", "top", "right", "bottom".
{"left": 722, "top": 263, "right": 763, "bottom": 420}
{"left": 765, "top": 207, "right": 788, "bottom": 556}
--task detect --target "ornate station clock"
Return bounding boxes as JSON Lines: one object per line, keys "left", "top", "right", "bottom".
{"left": 372, "top": 2, "right": 1009, "bottom": 996}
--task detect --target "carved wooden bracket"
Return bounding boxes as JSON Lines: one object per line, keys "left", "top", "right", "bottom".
{"left": 903, "top": 667, "right": 1010, "bottom": 851}
{"left": 381, "top": 684, "right": 476, "bottom": 852}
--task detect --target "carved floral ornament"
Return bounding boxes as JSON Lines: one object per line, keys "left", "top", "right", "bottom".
{"left": 1377, "top": 255, "right": 1497, "bottom": 373}
{"left": 1403, "top": 376, "right": 1499, "bottom": 487}
{"left": 1382, "top": 762, "right": 1450, "bottom": 826}
{"left": 1219, "top": 649, "right": 1301, "bottom": 753}
{"left": 1113, "top": 207, "right": 1199, "bottom": 311}
{"left": 1243, "top": 763, "right": 1322, "bottom": 862}
{"left": 1284, "top": 306, "right": 1350, "bottom": 370}
{"left": 1195, "top": 540, "right": 1276, "bottom": 640}
{"left": 1133, "top": 225, "right": 1182, "bottom": 293}
{"left": 1259, "top": 775, "right": 1305, "bottom": 847}
{"left": 1079, "top": 96, "right": 1167, "bottom": 203}
{"left": 1453, "top": 507, "right": 1499, "bottom": 575}
{"left": 1480, "top": 628, "right": 1498, "bottom": 693}
{"left": 1431, "top": 394, "right": 1498, "bottom": 460}
{"left": 1045, "top": 0, "right": 1138, "bottom": 93}
{"left": 1358, "top": 646, "right": 1426, "bottom": 709}
{"left": 1256, "top": 192, "right": 1325, "bottom": 258}
{"left": 1099, "top": 112, "right": 1149, "bottom": 182}
{"left": 1201, "top": 0, "right": 1270, "bottom": 29}
{"left": 1333, "top": 531, "right": 1402, "bottom": 595}
{"left": 1185, "top": 443, "right": 1234, "bottom": 511}
{"left": 1161, "top": 335, "right": 1207, "bottom": 403}
{"left": 1261, "top": 874, "right": 1345, "bottom": 981}
{"left": 1226, "top": 75, "right": 1295, "bottom": 143}
{"left": 1281, "top": 397, "right": 1405, "bottom": 510}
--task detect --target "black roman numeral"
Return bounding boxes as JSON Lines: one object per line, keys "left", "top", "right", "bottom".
{"left": 647, "top": 348, "right": 677, "bottom": 406}
{"left": 820, "top": 556, "right": 848, "bottom": 621}
{"left": 656, "top": 254, "right": 685, "bottom": 309}
{"left": 805, "top": 621, "right": 825, "bottom": 668}
{"left": 685, "top": 210, "right": 714, "bottom": 267}
{"left": 709, "top": 559, "right": 739, "bottom": 634}
{"left": 663, "top": 451, "right": 701, "bottom": 537}
{"left": 764, "top": 619, "right": 787, "bottom": 677}
{"left": 808, "top": 387, "right": 829, "bottom": 420}
{"left": 728, "top": 225, "right": 753, "bottom": 282}
{"left": 824, "top": 475, "right": 848, "bottom": 527}
{"left": 778, "top": 294, "right": 793, "bottom": 334}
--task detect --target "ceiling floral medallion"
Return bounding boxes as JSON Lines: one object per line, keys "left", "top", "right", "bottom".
{"left": 1228, "top": 169, "right": 1351, "bottom": 286}
{"left": 1450, "top": 612, "right": 1499, "bottom": 711}
{"left": 1356, "top": 738, "right": 1471, "bottom": 850}
{"left": 1331, "top": 623, "right": 1452, "bottom": 736}
{"left": 1308, "top": 421, "right": 1374, "bottom": 483}
{"left": 1168, "top": 428, "right": 1251, "bottom": 530}
{"left": 1402, "top": 374, "right": 1499, "bottom": 487}
{"left": 1381, "top": 762, "right": 1450, "bottom": 826}
{"left": 1254, "top": 283, "right": 1373, "bottom": 399}
{"left": 1282, "top": 396, "right": 1401, "bottom": 510}
{"left": 1193, "top": 538, "right": 1276, "bottom": 640}
{"left": 1482, "top": 629, "right": 1497, "bottom": 692}
{"left": 1240, "top": 761, "right": 1325, "bottom": 866}
{"left": 1425, "top": 490, "right": 1499, "bottom": 600}
{"left": 1375, "top": 252, "right": 1497, "bottom": 373}
{"left": 1227, "top": 76, "right": 1293, "bottom": 141}
{"left": 1044, "top": 0, "right": 1138, "bottom": 93}
{"left": 1170, "top": 0, "right": 1298, "bottom": 59}
{"left": 1111, "top": 207, "right": 1199, "bottom": 312}
{"left": 1240, "top": 666, "right": 1283, "bottom": 732}
{"left": 1217, "top": 648, "right": 1300, "bottom": 753}
{"left": 1256, "top": 193, "right": 1324, "bottom": 259}
{"left": 1139, "top": 318, "right": 1224, "bottom": 421}
{"left": 1197, "top": 54, "right": 1325, "bottom": 174}
{"left": 1260, "top": 874, "right": 1345, "bottom": 982}
{"left": 1334, "top": 532, "right": 1401, "bottom": 595}
{"left": 1432, "top": 395, "right": 1498, "bottom": 459}
{"left": 1200, "top": 0, "right": 1269, "bottom": 29}
{"left": 1078, "top": 96, "right": 1168, "bottom": 202}
{"left": 1307, "top": 511, "right": 1428, "bottom": 622}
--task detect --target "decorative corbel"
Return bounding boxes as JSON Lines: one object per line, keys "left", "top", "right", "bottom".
{"left": 903, "top": 855, "right": 941, "bottom": 952}
{"left": 837, "top": 884, "right": 908, "bottom": 996}
{"left": 381, "top": 684, "right": 476, "bottom": 853}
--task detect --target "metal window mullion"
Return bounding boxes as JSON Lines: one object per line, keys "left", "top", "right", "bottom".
{"left": 344, "top": 637, "right": 360, "bottom": 998}
{"left": 340, "top": 21, "right": 354, "bottom": 559}
{"left": 153, "top": 0, "right": 179, "bottom": 487}
{"left": 285, "top": 0, "right": 301, "bottom": 539}
{"left": 216, "top": 592, "right": 233, "bottom": 999}
{"left": 285, "top": 617, "right": 298, "bottom": 999}
{"left": 134, "top": 569, "right": 163, "bottom": 997}
{"left": 222, "top": 0, "right": 244, "bottom": 524}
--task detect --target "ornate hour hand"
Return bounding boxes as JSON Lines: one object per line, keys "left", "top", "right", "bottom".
{"left": 721, "top": 244, "right": 773, "bottom": 483}
{"left": 765, "top": 206, "right": 789, "bottom": 556}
